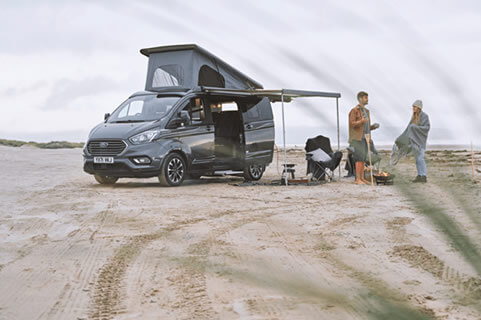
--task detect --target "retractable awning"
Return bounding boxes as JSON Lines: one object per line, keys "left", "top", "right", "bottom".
{"left": 202, "top": 87, "right": 342, "bottom": 185}
{"left": 202, "top": 87, "right": 340, "bottom": 101}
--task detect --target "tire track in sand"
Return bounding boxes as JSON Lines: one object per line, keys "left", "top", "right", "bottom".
{"left": 43, "top": 206, "right": 118, "bottom": 320}
{"left": 160, "top": 204, "right": 309, "bottom": 320}
{"left": 87, "top": 202, "right": 302, "bottom": 320}
{"left": 391, "top": 245, "right": 481, "bottom": 303}
{"left": 0, "top": 203, "right": 116, "bottom": 320}
{"left": 87, "top": 213, "right": 223, "bottom": 320}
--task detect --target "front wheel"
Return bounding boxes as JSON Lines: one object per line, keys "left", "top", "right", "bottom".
{"left": 94, "top": 174, "right": 118, "bottom": 185}
{"left": 243, "top": 164, "right": 265, "bottom": 181}
{"left": 159, "top": 153, "right": 186, "bottom": 186}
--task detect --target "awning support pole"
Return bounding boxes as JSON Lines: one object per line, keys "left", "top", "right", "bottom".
{"left": 336, "top": 97, "right": 341, "bottom": 179}
{"left": 281, "top": 91, "right": 288, "bottom": 186}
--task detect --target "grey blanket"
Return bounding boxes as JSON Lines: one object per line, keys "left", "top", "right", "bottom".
{"left": 391, "top": 111, "right": 430, "bottom": 165}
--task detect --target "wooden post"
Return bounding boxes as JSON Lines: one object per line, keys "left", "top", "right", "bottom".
{"left": 472, "top": 142, "right": 475, "bottom": 180}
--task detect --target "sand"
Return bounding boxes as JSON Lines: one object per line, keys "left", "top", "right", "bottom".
{"left": 0, "top": 145, "right": 480, "bottom": 319}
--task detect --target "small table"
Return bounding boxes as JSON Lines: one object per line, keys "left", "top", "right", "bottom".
{"left": 281, "top": 163, "right": 296, "bottom": 179}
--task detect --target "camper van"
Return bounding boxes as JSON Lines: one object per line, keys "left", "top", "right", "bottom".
{"left": 83, "top": 44, "right": 275, "bottom": 186}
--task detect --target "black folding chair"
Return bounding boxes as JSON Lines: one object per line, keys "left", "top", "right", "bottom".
{"left": 305, "top": 135, "right": 343, "bottom": 182}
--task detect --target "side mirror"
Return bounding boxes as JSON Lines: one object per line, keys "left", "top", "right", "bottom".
{"left": 166, "top": 110, "right": 191, "bottom": 129}
{"left": 179, "top": 110, "right": 190, "bottom": 123}
{"left": 104, "top": 113, "right": 110, "bottom": 121}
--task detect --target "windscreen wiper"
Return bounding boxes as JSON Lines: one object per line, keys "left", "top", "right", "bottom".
{"left": 112, "top": 120, "right": 145, "bottom": 123}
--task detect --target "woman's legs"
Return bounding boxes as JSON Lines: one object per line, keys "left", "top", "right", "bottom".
{"left": 415, "top": 148, "right": 427, "bottom": 177}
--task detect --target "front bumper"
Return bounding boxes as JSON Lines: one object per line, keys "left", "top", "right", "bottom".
{"left": 83, "top": 141, "right": 165, "bottom": 178}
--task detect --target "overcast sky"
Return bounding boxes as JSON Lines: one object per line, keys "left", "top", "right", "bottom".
{"left": 1, "top": 0, "right": 480, "bottom": 145}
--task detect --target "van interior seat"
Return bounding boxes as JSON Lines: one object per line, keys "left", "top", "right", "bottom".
{"left": 213, "top": 111, "right": 241, "bottom": 160}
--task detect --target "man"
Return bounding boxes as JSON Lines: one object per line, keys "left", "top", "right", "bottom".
{"left": 391, "top": 99, "right": 430, "bottom": 183}
{"left": 348, "top": 91, "right": 380, "bottom": 184}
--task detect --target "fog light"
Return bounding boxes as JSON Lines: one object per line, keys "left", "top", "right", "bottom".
{"left": 132, "top": 157, "right": 151, "bottom": 165}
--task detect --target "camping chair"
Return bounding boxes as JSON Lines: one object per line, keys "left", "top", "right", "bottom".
{"left": 345, "top": 146, "right": 355, "bottom": 177}
{"left": 305, "top": 135, "right": 343, "bottom": 182}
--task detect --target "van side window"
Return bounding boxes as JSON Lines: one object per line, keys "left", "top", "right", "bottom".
{"left": 221, "top": 102, "right": 238, "bottom": 112}
{"left": 190, "top": 98, "right": 204, "bottom": 123}
{"left": 244, "top": 98, "right": 271, "bottom": 120}
{"left": 198, "top": 65, "right": 225, "bottom": 87}
{"left": 181, "top": 98, "right": 206, "bottom": 125}
{"left": 152, "top": 64, "right": 184, "bottom": 87}
{"left": 246, "top": 105, "right": 260, "bottom": 119}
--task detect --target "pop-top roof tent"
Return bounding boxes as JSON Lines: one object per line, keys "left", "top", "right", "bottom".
{"left": 140, "top": 44, "right": 341, "bottom": 184}
{"left": 140, "top": 44, "right": 263, "bottom": 91}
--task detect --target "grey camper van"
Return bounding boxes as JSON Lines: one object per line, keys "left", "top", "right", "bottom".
{"left": 83, "top": 44, "right": 275, "bottom": 186}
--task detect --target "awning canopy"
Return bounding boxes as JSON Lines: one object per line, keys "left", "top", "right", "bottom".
{"left": 201, "top": 87, "right": 341, "bottom": 102}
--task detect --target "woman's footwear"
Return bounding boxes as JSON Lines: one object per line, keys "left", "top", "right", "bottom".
{"left": 412, "top": 175, "right": 427, "bottom": 183}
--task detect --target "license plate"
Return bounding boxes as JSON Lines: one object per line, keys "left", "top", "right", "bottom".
{"left": 94, "top": 157, "right": 114, "bottom": 164}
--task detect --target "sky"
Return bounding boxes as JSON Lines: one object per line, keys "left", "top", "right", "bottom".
{"left": 1, "top": 0, "right": 480, "bottom": 146}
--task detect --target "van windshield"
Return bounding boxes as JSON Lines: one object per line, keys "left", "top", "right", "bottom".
{"left": 108, "top": 95, "right": 180, "bottom": 123}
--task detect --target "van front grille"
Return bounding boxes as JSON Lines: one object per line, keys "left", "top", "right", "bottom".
{"left": 87, "top": 140, "right": 126, "bottom": 156}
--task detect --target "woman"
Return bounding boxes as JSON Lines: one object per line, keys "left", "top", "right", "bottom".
{"left": 391, "top": 100, "right": 430, "bottom": 182}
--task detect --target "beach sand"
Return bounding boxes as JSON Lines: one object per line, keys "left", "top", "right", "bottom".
{"left": 0, "top": 145, "right": 480, "bottom": 319}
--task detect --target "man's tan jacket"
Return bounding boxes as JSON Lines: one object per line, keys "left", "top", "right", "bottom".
{"left": 349, "top": 104, "right": 376, "bottom": 142}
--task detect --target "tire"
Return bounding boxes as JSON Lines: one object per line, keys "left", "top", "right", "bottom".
{"left": 94, "top": 174, "right": 118, "bottom": 185}
{"left": 159, "top": 153, "right": 186, "bottom": 186}
{"left": 243, "top": 164, "right": 265, "bottom": 181}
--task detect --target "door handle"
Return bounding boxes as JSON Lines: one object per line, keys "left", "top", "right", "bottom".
{"left": 246, "top": 124, "right": 252, "bottom": 129}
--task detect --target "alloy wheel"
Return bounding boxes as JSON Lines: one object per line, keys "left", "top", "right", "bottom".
{"left": 167, "top": 158, "right": 184, "bottom": 183}
{"left": 249, "top": 164, "right": 263, "bottom": 179}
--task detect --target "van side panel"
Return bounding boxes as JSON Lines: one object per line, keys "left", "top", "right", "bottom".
{"left": 242, "top": 97, "right": 275, "bottom": 165}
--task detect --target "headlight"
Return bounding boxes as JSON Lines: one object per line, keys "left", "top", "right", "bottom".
{"left": 129, "top": 129, "right": 161, "bottom": 145}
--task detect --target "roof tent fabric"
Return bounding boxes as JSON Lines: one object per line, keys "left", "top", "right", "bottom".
{"left": 140, "top": 44, "right": 263, "bottom": 91}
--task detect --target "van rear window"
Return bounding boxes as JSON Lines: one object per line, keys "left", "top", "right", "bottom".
{"left": 246, "top": 105, "right": 260, "bottom": 119}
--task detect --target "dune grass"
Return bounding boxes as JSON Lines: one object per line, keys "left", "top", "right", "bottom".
{"left": 0, "top": 138, "right": 83, "bottom": 149}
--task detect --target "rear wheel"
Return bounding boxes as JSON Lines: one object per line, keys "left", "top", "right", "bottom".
{"left": 94, "top": 174, "right": 118, "bottom": 185}
{"left": 159, "top": 153, "right": 186, "bottom": 186}
{"left": 243, "top": 164, "right": 265, "bottom": 181}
